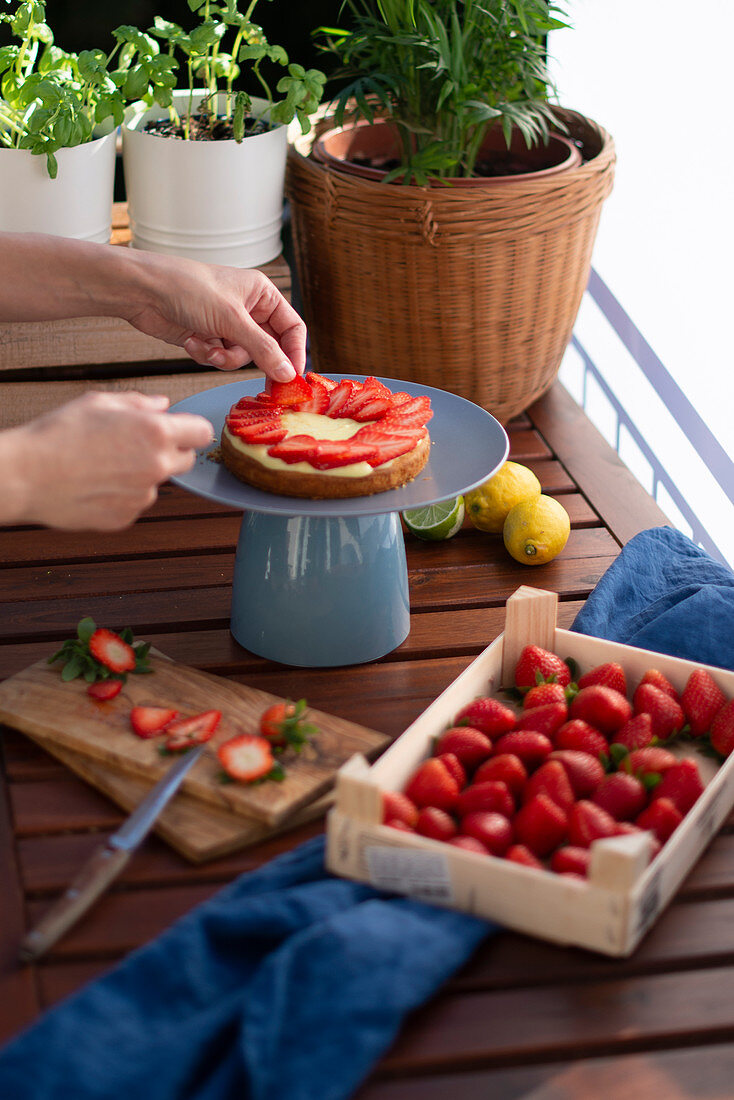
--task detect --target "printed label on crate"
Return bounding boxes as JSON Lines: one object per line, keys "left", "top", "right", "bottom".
{"left": 365, "top": 846, "right": 455, "bottom": 904}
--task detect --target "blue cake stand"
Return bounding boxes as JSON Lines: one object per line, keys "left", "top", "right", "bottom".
{"left": 171, "top": 376, "right": 508, "bottom": 667}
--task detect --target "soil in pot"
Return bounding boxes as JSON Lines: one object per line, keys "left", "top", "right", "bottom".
{"left": 144, "top": 112, "right": 270, "bottom": 141}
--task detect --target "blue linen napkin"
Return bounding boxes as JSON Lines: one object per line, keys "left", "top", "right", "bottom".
{"left": 0, "top": 836, "right": 489, "bottom": 1100}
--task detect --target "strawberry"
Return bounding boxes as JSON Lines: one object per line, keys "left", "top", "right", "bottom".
{"left": 513, "top": 794, "right": 568, "bottom": 857}
{"left": 622, "top": 746, "right": 678, "bottom": 778}
{"left": 404, "top": 758, "right": 460, "bottom": 810}
{"left": 632, "top": 683, "right": 684, "bottom": 741}
{"left": 456, "top": 780, "right": 514, "bottom": 818}
{"left": 474, "top": 753, "right": 527, "bottom": 797}
{"left": 611, "top": 712, "right": 654, "bottom": 752}
{"left": 492, "top": 731, "right": 553, "bottom": 770}
{"left": 592, "top": 773, "right": 647, "bottom": 821}
{"left": 437, "top": 752, "right": 466, "bottom": 790}
{"left": 567, "top": 800, "right": 618, "bottom": 847}
{"left": 267, "top": 434, "right": 318, "bottom": 463}
{"left": 554, "top": 720, "right": 608, "bottom": 758}
{"left": 550, "top": 846, "right": 591, "bottom": 876}
{"left": 308, "top": 439, "right": 377, "bottom": 469}
{"left": 570, "top": 685, "right": 632, "bottom": 734}
{"left": 522, "top": 760, "right": 575, "bottom": 813}
{"left": 227, "top": 419, "right": 288, "bottom": 444}
{"left": 453, "top": 697, "right": 517, "bottom": 737}
{"left": 435, "top": 726, "right": 492, "bottom": 769}
{"left": 681, "top": 669, "right": 727, "bottom": 737}
{"left": 130, "top": 705, "right": 179, "bottom": 740}
{"left": 325, "top": 379, "right": 357, "bottom": 415}
{"left": 711, "top": 700, "right": 734, "bottom": 756}
{"left": 505, "top": 844, "right": 544, "bottom": 869}
{"left": 231, "top": 396, "right": 283, "bottom": 414}
{"left": 461, "top": 811, "right": 513, "bottom": 856}
{"left": 217, "top": 734, "right": 274, "bottom": 782}
{"left": 577, "top": 661, "right": 627, "bottom": 696}
{"left": 523, "top": 682, "right": 567, "bottom": 709}
{"left": 517, "top": 701, "right": 568, "bottom": 739}
{"left": 416, "top": 807, "right": 457, "bottom": 842}
{"left": 295, "top": 378, "right": 330, "bottom": 414}
{"left": 651, "top": 758, "right": 704, "bottom": 814}
{"left": 549, "top": 749, "right": 605, "bottom": 798}
{"left": 385, "top": 818, "right": 415, "bottom": 833}
{"left": 259, "top": 698, "right": 316, "bottom": 750}
{"left": 266, "top": 374, "right": 312, "bottom": 407}
{"left": 88, "top": 628, "right": 136, "bottom": 674}
{"left": 165, "top": 709, "right": 221, "bottom": 752}
{"left": 353, "top": 427, "right": 425, "bottom": 466}
{"left": 304, "top": 371, "right": 337, "bottom": 391}
{"left": 639, "top": 668, "right": 679, "bottom": 700}
{"left": 86, "top": 679, "right": 123, "bottom": 701}
{"left": 382, "top": 791, "right": 419, "bottom": 828}
{"left": 514, "top": 645, "right": 572, "bottom": 689}
{"left": 449, "top": 835, "right": 489, "bottom": 854}
{"left": 636, "top": 797, "right": 683, "bottom": 843}
{"left": 386, "top": 391, "right": 414, "bottom": 409}
{"left": 378, "top": 396, "right": 433, "bottom": 428}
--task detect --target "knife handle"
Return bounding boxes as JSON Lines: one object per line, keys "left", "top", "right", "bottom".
{"left": 19, "top": 845, "right": 131, "bottom": 963}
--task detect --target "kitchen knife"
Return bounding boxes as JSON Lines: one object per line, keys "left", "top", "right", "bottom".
{"left": 19, "top": 743, "right": 207, "bottom": 962}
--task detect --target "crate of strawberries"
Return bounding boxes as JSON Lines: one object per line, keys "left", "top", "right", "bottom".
{"left": 326, "top": 586, "right": 734, "bottom": 955}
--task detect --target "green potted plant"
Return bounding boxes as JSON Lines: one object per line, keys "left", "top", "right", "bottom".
{"left": 118, "top": 0, "right": 326, "bottom": 267}
{"left": 286, "top": 0, "right": 615, "bottom": 423}
{"left": 0, "top": 0, "right": 126, "bottom": 241}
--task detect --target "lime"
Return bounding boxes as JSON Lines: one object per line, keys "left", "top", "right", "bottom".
{"left": 403, "top": 496, "right": 465, "bottom": 541}
{"left": 464, "top": 462, "right": 541, "bottom": 534}
{"left": 503, "top": 494, "right": 571, "bottom": 565}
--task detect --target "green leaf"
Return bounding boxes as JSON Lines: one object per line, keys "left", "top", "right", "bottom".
{"left": 61, "top": 655, "right": 84, "bottom": 681}
{"left": 77, "top": 617, "right": 96, "bottom": 644}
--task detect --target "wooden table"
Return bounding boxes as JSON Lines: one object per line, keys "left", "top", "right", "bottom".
{"left": 5, "top": 368, "right": 734, "bottom": 1098}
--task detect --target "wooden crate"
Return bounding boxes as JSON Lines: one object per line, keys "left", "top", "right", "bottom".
{"left": 327, "top": 586, "right": 734, "bottom": 956}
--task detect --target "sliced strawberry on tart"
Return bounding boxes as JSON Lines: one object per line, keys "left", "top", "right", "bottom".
{"left": 221, "top": 374, "right": 433, "bottom": 499}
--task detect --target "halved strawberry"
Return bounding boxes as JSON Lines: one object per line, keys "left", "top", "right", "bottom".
{"left": 226, "top": 410, "right": 282, "bottom": 426}
{"left": 232, "top": 396, "right": 283, "bottom": 413}
{"left": 228, "top": 420, "right": 288, "bottom": 444}
{"left": 351, "top": 396, "right": 393, "bottom": 421}
{"left": 267, "top": 375, "right": 312, "bottom": 407}
{"left": 130, "top": 705, "right": 179, "bottom": 740}
{"left": 386, "top": 391, "right": 414, "bottom": 409}
{"left": 307, "top": 439, "right": 377, "bottom": 469}
{"left": 164, "top": 709, "right": 221, "bottom": 752}
{"left": 267, "top": 435, "right": 318, "bottom": 463}
{"left": 87, "top": 679, "right": 123, "bottom": 701}
{"left": 295, "top": 378, "right": 330, "bottom": 413}
{"left": 353, "top": 425, "right": 425, "bottom": 465}
{"left": 88, "top": 628, "right": 136, "bottom": 674}
{"left": 305, "top": 371, "right": 338, "bottom": 391}
{"left": 217, "top": 734, "right": 274, "bottom": 782}
{"left": 325, "top": 380, "right": 357, "bottom": 415}
{"left": 379, "top": 397, "right": 433, "bottom": 428}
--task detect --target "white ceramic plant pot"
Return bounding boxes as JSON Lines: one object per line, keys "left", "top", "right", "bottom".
{"left": 0, "top": 128, "right": 117, "bottom": 242}
{"left": 122, "top": 91, "right": 287, "bottom": 267}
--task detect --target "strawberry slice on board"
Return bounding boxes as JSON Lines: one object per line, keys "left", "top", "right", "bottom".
{"left": 267, "top": 435, "right": 319, "bottom": 463}
{"left": 87, "top": 679, "right": 124, "bottom": 701}
{"left": 130, "top": 705, "right": 179, "bottom": 740}
{"left": 266, "top": 375, "right": 313, "bottom": 408}
{"left": 218, "top": 734, "right": 274, "bottom": 782}
{"left": 164, "top": 709, "right": 222, "bottom": 752}
{"left": 88, "top": 628, "right": 136, "bottom": 674}
{"left": 305, "top": 371, "right": 338, "bottom": 391}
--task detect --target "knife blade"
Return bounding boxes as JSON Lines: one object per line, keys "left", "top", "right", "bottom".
{"left": 19, "top": 744, "right": 206, "bottom": 963}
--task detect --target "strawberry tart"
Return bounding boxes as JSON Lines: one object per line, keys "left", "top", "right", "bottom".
{"left": 221, "top": 373, "right": 433, "bottom": 499}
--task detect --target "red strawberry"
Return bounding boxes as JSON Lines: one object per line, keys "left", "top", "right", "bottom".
{"left": 514, "top": 645, "right": 571, "bottom": 689}
{"left": 217, "top": 734, "right": 274, "bottom": 782}
{"left": 461, "top": 811, "right": 513, "bottom": 856}
{"left": 449, "top": 835, "right": 489, "bottom": 854}
{"left": 622, "top": 746, "right": 678, "bottom": 778}
{"left": 611, "top": 712, "right": 654, "bottom": 752}
{"left": 352, "top": 396, "right": 393, "bottom": 421}
{"left": 304, "top": 371, "right": 337, "bottom": 391}
{"left": 382, "top": 791, "right": 418, "bottom": 828}
{"left": 681, "top": 669, "right": 727, "bottom": 737}
{"left": 522, "top": 760, "right": 575, "bottom": 813}
{"left": 456, "top": 780, "right": 514, "bottom": 819}
{"left": 437, "top": 752, "right": 466, "bottom": 790}
{"left": 570, "top": 685, "right": 632, "bottom": 734}
{"left": 554, "top": 720, "right": 608, "bottom": 758}
{"left": 353, "top": 427, "right": 425, "bottom": 466}
{"left": 385, "top": 818, "right": 415, "bottom": 833}
{"left": 517, "top": 702, "right": 568, "bottom": 739}
{"left": 492, "top": 731, "right": 553, "bottom": 770}
{"left": 578, "top": 662, "right": 627, "bottom": 696}
{"left": 88, "top": 628, "right": 136, "bottom": 673}
{"left": 523, "top": 682, "right": 567, "bottom": 709}
{"left": 165, "top": 709, "right": 222, "bottom": 752}
{"left": 267, "top": 434, "right": 318, "bottom": 463}
{"left": 636, "top": 797, "right": 683, "bottom": 843}
{"left": 308, "top": 439, "right": 377, "bottom": 469}
{"left": 325, "top": 379, "right": 357, "bottom": 415}
{"left": 567, "top": 800, "right": 618, "bottom": 847}
{"left": 378, "top": 396, "right": 433, "bottom": 428}
{"left": 711, "top": 700, "right": 734, "bottom": 756}
{"left": 232, "top": 395, "right": 282, "bottom": 413}
{"left": 474, "top": 753, "right": 527, "bottom": 797}
{"left": 592, "top": 773, "right": 647, "bottom": 821}
{"left": 87, "top": 679, "right": 123, "bottom": 701}
{"left": 130, "top": 705, "right": 179, "bottom": 739}
{"left": 387, "top": 391, "right": 414, "bottom": 409}
{"left": 295, "top": 378, "right": 330, "bottom": 413}
{"left": 266, "top": 375, "right": 312, "bottom": 407}
{"left": 550, "top": 846, "right": 591, "bottom": 876}
{"left": 505, "top": 844, "right": 543, "bottom": 869}
{"left": 549, "top": 749, "right": 605, "bottom": 798}
{"left": 259, "top": 698, "right": 316, "bottom": 749}
{"left": 404, "top": 758, "right": 460, "bottom": 810}
{"left": 513, "top": 794, "right": 568, "bottom": 857}
{"left": 435, "top": 726, "right": 492, "bottom": 769}
{"left": 651, "top": 758, "right": 704, "bottom": 814}
{"left": 453, "top": 697, "right": 517, "bottom": 737}
{"left": 416, "top": 807, "right": 457, "bottom": 842}
{"left": 228, "top": 419, "right": 288, "bottom": 444}
{"left": 639, "top": 668, "right": 679, "bottom": 700}
{"left": 633, "top": 683, "right": 684, "bottom": 741}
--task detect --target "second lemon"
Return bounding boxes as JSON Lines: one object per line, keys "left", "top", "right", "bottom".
{"left": 465, "top": 461, "right": 541, "bottom": 534}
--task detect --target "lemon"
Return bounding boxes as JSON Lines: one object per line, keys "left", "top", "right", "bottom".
{"left": 503, "top": 494, "right": 571, "bottom": 565}
{"left": 403, "top": 496, "right": 465, "bottom": 541}
{"left": 464, "top": 462, "right": 541, "bottom": 534}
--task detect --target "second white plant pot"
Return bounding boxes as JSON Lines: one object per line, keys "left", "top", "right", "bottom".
{"left": 122, "top": 92, "right": 287, "bottom": 267}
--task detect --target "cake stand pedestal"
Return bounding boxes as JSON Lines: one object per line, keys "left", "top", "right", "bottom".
{"left": 171, "top": 376, "right": 508, "bottom": 667}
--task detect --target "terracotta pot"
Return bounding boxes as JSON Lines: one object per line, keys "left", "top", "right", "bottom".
{"left": 313, "top": 119, "right": 581, "bottom": 184}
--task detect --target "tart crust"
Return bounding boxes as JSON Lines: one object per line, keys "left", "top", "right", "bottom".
{"left": 221, "top": 426, "right": 431, "bottom": 500}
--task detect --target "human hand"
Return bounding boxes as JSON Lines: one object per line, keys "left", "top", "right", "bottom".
{"left": 125, "top": 259, "right": 307, "bottom": 382}
{"left": 13, "top": 392, "right": 213, "bottom": 531}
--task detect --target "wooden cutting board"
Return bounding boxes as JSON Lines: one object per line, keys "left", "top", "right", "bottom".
{"left": 0, "top": 655, "right": 388, "bottom": 827}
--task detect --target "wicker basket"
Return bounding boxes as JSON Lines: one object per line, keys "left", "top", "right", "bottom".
{"left": 286, "top": 109, "right": 615, "bottom": 424}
